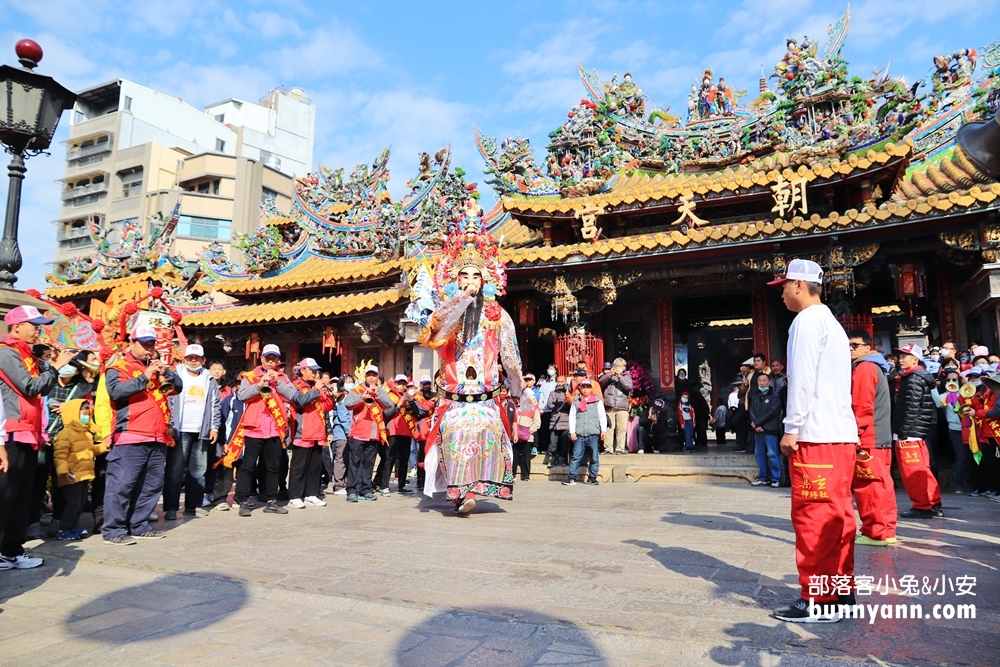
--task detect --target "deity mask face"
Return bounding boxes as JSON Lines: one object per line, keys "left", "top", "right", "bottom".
{"left": 458, "top": 267, "right": 483, "bottom": 294}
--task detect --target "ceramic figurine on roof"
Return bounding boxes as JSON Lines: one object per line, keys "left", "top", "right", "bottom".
{"left": 475, "top": 129, "right": 559, "bottom": 196}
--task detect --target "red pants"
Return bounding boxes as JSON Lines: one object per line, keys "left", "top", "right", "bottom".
{"left": 896, "top": 439, "right": 941, "bottom": 510}
{"left": 790, "top": 442, "right": 856, "bottom": 603}
{"left": 852, "top": 447, "right": 897, "bottom": 540}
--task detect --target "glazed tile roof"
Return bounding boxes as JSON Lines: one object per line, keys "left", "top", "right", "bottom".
{"left": 897, "top": 146, "right": 995, "bottom": 198}
{"left": 45, "top": 271, "right": 193, "bottom": 299}
{"left": 216, "top": 256, "right": 409, "bottom": 294}
{"left": 181, "top": 286, "right": 408, "bottom": 327}
{"left": 501, "top": 180, "right": 1000, "bottom": 267}
{"left": 501, "top": 143, "right": 913, "bottom": 215}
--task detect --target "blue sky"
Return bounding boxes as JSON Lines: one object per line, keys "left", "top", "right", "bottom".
{"left": 4, "top": 0, "right": 999, "bottom": 289}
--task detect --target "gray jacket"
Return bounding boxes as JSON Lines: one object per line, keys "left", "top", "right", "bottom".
{"left": 168, "top": 368, "right": 222, "bottom": 440}
{"left": 546, "top": 386, "right": 572, "bottom": 431}
{"left": 598, "top": 371, "right": 633, "bottom": 411}
{"left": 0, "top": 347, "right": 57, "bottom": 429}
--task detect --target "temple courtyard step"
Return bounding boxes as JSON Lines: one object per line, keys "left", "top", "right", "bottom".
{"left": 527, "top": 452, "right": 759, "bottom": 484}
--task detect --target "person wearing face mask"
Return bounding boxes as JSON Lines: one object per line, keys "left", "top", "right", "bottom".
{"left": 165, "top": 344, "right": 221, "bottom": 521}
{"left": 322, "top": 375, "right": 353, "bottom": 496}
{"left": 932, "top": 371, "right": 966, "bottom": 494}
{"left": 963, "top": 369, "right": 1000, "bottom": 500}
{"left": 412, "top": 376, "right": 436, "bottom": 493}
{"left": 52, "top": 400, "right": 105, "bottom": 540}
{"left": 892, "top": 344, "right": 942, "bottom": 519}
{"left": 536, "top": 366, "right": 557, "bottom": 458}
{"left": 676, "top": 392, "right": 696, "bottom": 453}
{"left": 545, "top": 375, "right": 571, "bottom": 467}
{"left": 749, "top": 374, "right": 783, "bottom": 486}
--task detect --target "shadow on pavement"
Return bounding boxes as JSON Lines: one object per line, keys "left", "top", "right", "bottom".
{"left": 394, "top": 607, "right": 608, "bottom": 666}
{"left": 660, "top": 512, "right": 795, "bottom": 546}
{"left": 63, "top": 572, "right": 248, "bottom": 643}
{"left": 415, "top": 494, "right": 508, "bottom": 517}
{"left": 0, "top": 543, "right": 82, "bottom": 614}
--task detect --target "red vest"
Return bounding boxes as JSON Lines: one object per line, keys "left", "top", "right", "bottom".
{"left": 0, "top": 336, "right": 44, "bottom": 446}
{"left": 290, "top": 379, "right": 332, "bottom": 442}
{"left": 240, "top": 367, "right": 291, "bottom": 431}
{"left": 108, "top": 353, "right": 172, "bottom": 442}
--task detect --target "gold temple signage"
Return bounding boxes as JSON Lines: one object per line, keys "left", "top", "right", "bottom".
{"left": 574, "top": 206, "right": 603, "bottom": 241}
{"left": 671, "top": 193, "right": 706, "bottom": 228}
{"left": 771, "top": 174, "right": 808, "bottom": 218}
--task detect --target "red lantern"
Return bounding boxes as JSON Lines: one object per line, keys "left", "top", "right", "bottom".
{"left": 894, "top": 263, "right": 926, "bottom": 300}
{"left": 516, "top": 298, "right": 538, "bottom": 327}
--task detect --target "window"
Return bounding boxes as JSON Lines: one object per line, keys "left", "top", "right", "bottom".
{"left": 123, "top": 96, "right": 132, "bottom": 111}
{"left": 215, "top": 138, "right": 226, "bottom": 152}
{"left": 197, "top": 182, "right": 210, "bottom": 194}
{"left": 119, "top": 167, "right": 143, "bottom": 198}
{"left": 214, "top": 114, "right": 224, "bottom": 123}
{"left": 177, "top": 215, "right": 232, "bottom": 241}
{"left": 212, "top": 179, "right": 220, "bottom": 195}
{"left": 261, "top": 187, "right": 278, "bottom": 205}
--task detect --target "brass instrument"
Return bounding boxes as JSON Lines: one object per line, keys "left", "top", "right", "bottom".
{"left": 158, "top": 376, "right": 175, "bottom": 395}
{"left": 335, "top": 390, "right": 349, "bottom": 404}
{"left": 260, "top": 384, "right": 273, "bottom": 397}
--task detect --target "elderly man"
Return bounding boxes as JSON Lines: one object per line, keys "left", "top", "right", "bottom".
{"left": 165, "top": 344, "right": 221, "bottom": 521}
{"left": 102, "top": 324, "right": 183, "bottom": 545}
{"left": 343, "top": 365, "right": 396, "bottom": 503}
{"left": 0, "top": 307, "right": 74, "bottom": 567}
{"left": 599, "top": 358, "right": 632, "bottom": 454}
{"left": 768, "top": 259, "right": 859, "bottom": 623}
{"left": 563, "top": 378, "right": 606, "bottom": 485}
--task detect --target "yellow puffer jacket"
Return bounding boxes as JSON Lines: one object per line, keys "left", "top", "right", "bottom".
{"left": 53, "top": 399, "right": 106, "bottom": 486}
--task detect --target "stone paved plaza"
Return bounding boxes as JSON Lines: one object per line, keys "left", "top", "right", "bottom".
{"left": 1, "top": 479, "right": 998, "bottom": 666}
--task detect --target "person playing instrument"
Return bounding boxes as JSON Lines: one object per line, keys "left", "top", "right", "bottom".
{"left": 342, "top": 365, "right": 396, "bottom": 502}
{"left": 101, "top": 324, "right": 182, "bottom": 545}
{"left": 287, "top": 358, "right": 333, "bottom": 509}
{"left": 230, "top": 344, "right": 298, "bottom": 517}
{"left": 380, "top": 374, "right": 428, "bottom": 496}
{"left": 412, "top": 203, "right": 524, "bottom": 515}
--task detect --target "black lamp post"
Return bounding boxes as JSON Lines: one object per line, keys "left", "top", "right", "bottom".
{"left": 0, "top": 40, "right": 76, "bottom": 289}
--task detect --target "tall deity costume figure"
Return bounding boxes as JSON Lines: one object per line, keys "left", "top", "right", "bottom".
{"left": 411, "top": 204, "right": 523, "bottom": 514}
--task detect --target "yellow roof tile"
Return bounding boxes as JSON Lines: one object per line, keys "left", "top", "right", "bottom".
{"left": 217, "top": 256, "right": 407, "bottom": 294}
{"left": 181, "top": 287, "right": 408, "bottom": 327}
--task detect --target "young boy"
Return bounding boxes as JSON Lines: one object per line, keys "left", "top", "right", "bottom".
{"left": 53, "top": 400, "right": 105, "bottom": 540}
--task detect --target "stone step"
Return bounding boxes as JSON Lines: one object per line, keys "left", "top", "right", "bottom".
{"left": 525, "top": 452, "right": 759, "bottom": 484}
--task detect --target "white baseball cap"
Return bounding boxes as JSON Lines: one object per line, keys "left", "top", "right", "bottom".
{"left": 419, "top": 375, "right": 433, "bottom": 385}
{"left": 394, "top": 373, "right": 409, "bottom": 383}
{"left": 261, "top": 344, "right": 281, "bottom": 358}
{"left": 895, "top": 343, "right": 923, "bottom": 359}
{"left": 130, "top": 324, "right": 158, "bottom": 343}
{"left": 184, "top": 344, "right": 204, "bottom": 357}
{"left": 767, "top": 258, "right": 824, "bottom": 287}
{"left": 364, "top": 364, "right": 379, "bottom": 375}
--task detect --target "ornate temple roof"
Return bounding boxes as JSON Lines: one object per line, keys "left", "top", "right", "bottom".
{"left": 180, "top": 286, "right": 408, "bottom": 327}
{"left": 214, "top": 256, "right": 409, "bottom": 295}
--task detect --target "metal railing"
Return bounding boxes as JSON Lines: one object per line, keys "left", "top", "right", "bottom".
{"left": 66, "top": 134, "right": 114, "bottom": 161}
{"left": 56, "top": 226, "right": 92, "bottom": 242}
{"left": 61, "top": 181, "right": 108, "bottom": 202}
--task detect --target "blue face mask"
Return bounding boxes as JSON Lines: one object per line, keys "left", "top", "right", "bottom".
{"left": 343, "top": 382, "right": 354, "bottom": 391}
{"left": 759, "top": 386, "right": 770, "bottom": 393}
{"left": 58, "top": 365, "right": 78, "bottom": 378}
{"left": 185, "top": 364, "right": 203, "bottom": 373}
{"left": 79, "top": 414, "right": 90, "bottom": 425}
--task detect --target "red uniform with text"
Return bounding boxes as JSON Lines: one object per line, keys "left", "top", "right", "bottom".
{"left": 849, "top": 358, "right": 896, "bottom": 541}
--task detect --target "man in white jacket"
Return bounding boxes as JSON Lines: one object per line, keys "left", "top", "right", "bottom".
{"left": 768, "top": 259, "right": 859, "bottom": 624}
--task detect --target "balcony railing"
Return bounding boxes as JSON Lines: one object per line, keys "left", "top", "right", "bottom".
{"left": 66, "top": 134, "right": 114, "bottom": 162}
{"left": 56, "top": 226, "right": 92, "bottom": 242}
{"left": 58, "top": 236, "right": 95, "bottom": 250}
{"left": 61, "top": 181, "right": 108, "bottom": 202}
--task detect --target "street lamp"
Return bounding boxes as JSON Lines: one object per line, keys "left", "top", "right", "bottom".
{"left": 0, "top": 40, "right": 76, "bottom": 289}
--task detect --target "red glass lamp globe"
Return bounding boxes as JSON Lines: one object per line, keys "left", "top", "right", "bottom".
{"left": 15, "top": 39, "right": 43, "bottom": 65}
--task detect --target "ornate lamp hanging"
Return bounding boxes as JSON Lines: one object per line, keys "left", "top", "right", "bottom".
{"left": 550, "top": 274, "right": 579, "bottom": 323}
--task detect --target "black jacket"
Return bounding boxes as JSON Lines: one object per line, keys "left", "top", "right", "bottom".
{"left": 748, "top": 388, "right": 783, "bottom": 435}
{"left": 892, "top": 369, "right": 936, "bottom": 440}
{"left": 546, "top": 387, "right": 572, "bottom": 431}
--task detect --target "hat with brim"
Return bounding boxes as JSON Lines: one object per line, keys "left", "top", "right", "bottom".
{"left": 4, "top": 305, "right": 54, "bottom": 326}
{"left": 767, "top": 258, "right": 824, "bottom": 288}
{"left": 983, "top": 372, "right": 1000, "bottom": 393}
{"left": 364, "top": 364, "right": 379, "bottom": 375}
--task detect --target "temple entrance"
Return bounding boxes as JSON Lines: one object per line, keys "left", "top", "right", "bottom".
{"left": 297, "top": 343, "right": 341, "bottom": 377}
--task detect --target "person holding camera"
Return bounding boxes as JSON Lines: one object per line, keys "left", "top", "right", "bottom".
{"left": 599, "top": 358, "right": 633, "bottom": 455}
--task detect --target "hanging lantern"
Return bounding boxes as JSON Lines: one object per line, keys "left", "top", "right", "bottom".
{"left": 550, "top": 275, "right": 579, "bottom": 323}
{"left": 246, "top": 332, "right": 260, "bottom": 361}
{"left": 322, "top": 327, "right": 341, "bottom": 361}
{"left": 893, "top": 262, "right": 926, "bottom": 300}
{"left": 516, "top": 298, "right": 538, "bottom": 326}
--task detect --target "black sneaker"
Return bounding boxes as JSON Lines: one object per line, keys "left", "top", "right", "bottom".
{"left": 398, "top": 487, "right": 414, "bottom": 494}
{"left": 263, "top": 501, "right": 288, "bottom": 514}
{"left": 347, "top": 493, "right": 359, "bottom": 503}
{"left": 103, "top": 534, "right": 137, "bottom": 546}
{"left": 360, "top": 493, "right": 377, "bottom": 502}
{"left": 772, "top": 598, "right": 841, "bottom": 623}
{"left": 239, "top": 502, "right": 252, "bottom": 517}
{"left": 932, "top": 504, "right": 944, "bottom": 518}
{"left": 900, "top": 508, "right": 935, "bottom": 519}
{"left": 586, "top": 478, "right": 599, "bottom": 485}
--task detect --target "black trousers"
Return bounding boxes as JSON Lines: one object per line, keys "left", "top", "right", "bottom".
{"left": 213, "top": 460, "right": 236, "bottom": 504}
{"left": 91, "top": 453, "right": 107, "bottom": 516}
{"left": 29, "top": 446, "right": 61, "bottom": 523}
{"left": 235, "top": 437, "right": 282, "bottom": 503}
{"left": 548, "top": 429, "right": 568, "bottom": 463}
{"left": 0, "top": 440, "right": 38, "bottom": 557}
{"left": 969, "top": 440, "right": 1000, "bottom": 494}
{"left": 513, "top": 440, "right": 532, "bottom": 480}
{"left": 60, "top": 481, "right": 87, "bottom": 531}
{"left": 347, "top": 438, "right": 378, "bottom": 496}
{"left": 415, "top": 439, "right": 426, "bottom": 490}
{"left": 288, "top": 446, "right": 323, "bottom": 500}
{"left": 373, "top": 442, "right": 393, "bottom": 491}
{"left": 388, "top": 435, "right": 411, "bottom": 488}
{"left": 714, "top": 428, "right": 727, "bottom": 444}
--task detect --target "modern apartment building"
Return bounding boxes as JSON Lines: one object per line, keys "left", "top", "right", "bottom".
{"left": 53, "top": 79, "right": 314, "bottom": 272}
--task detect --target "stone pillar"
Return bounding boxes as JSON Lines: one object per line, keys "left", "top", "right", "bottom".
{"left": 411, "top": 345, "right": 439, "bottom": 384}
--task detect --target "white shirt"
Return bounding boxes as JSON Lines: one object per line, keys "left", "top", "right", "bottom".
{"left": 537, "top": 378, "right": 556, "bottom": 412}
{"left": 783, "top": 303, "right": 858, "bottom": 443}
{"left": 179, "top": 369, "right": 211, "bottom": 434}
{"left": 727, "top": 390, "right": 740, "bottom": 409}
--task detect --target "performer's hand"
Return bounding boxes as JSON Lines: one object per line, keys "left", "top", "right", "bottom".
{"left": 143, "top": 363, "right": 160, "bottom": 380}
{"left": 52, "top": 349, "right": 76, "bottom": 371}
{"left": 780, "top": 433, "right": 799, "bottom": 457}
{"left": 209, "top": 429, "right": 218, "bottom": 444}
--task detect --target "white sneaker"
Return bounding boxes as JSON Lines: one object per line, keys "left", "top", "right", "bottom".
{"left": 288, "top": 499, "right": 306, "bottom": 509}
{"left": 304, "top": 496, "right": 327, "bottom": 507}
{"left": 0, "top": 554, "right": 44, "bottom": 570}
{"left": 202, "top": 494, "right": 212, "bottom": 507}
{"left": 332, "top": 489, "right": 348, "bottom": 496}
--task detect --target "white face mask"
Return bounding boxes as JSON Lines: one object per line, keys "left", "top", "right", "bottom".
{"left": 681, "top": 397, "right": 689, "bottom": 404}
{"left": 343, "top": 383, "right": 355, "bottom": 391}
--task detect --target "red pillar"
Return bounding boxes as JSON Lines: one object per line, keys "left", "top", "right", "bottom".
{"left": 752, "top": 289, "right": 771, "bottom": 358}
{"left": 658, "top": 297, "right": 674, "bottom": 391}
